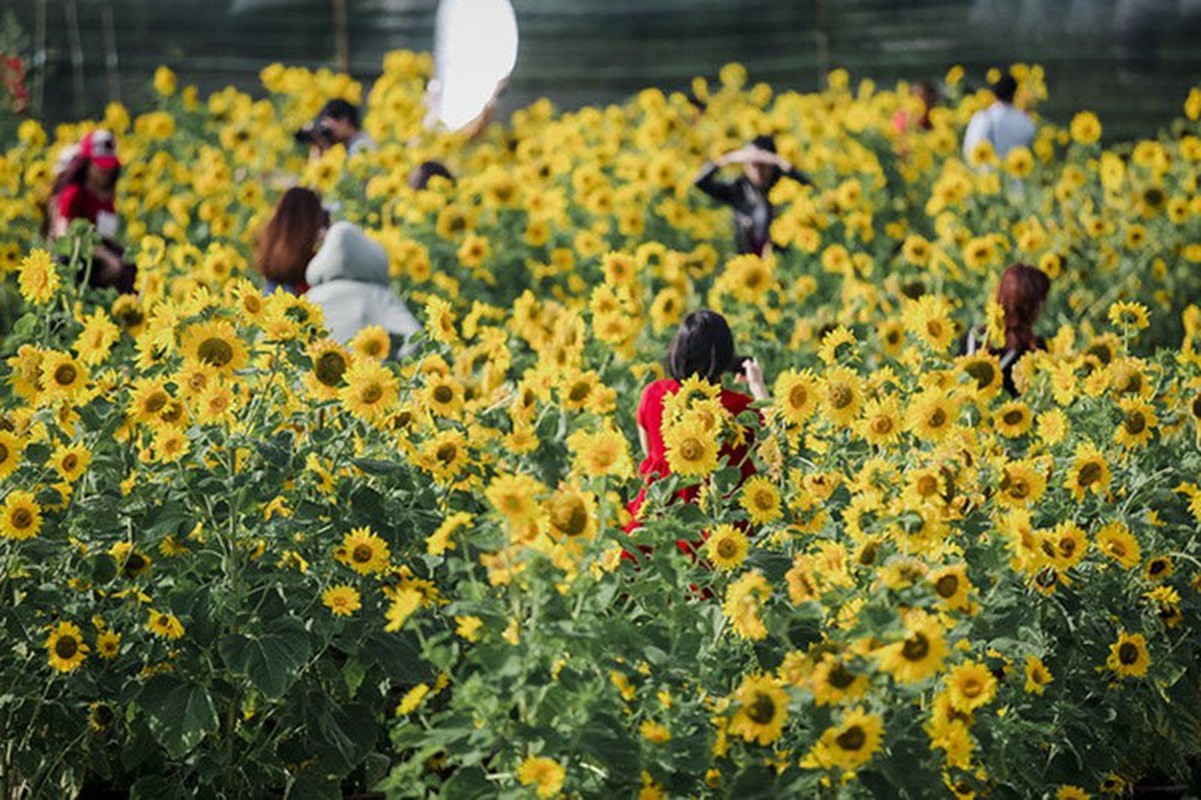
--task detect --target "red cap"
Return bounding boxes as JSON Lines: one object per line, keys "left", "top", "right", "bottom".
{"left": 81, "top": 129, "right": 120, "bottom": 169}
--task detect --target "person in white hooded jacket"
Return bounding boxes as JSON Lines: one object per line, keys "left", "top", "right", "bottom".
{"left": 306, "top": 221, "right": 422, "bottom": 358}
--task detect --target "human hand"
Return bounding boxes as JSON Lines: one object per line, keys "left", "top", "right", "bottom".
{"left": 742, "top": 357, "right": 769, "bottom": 401}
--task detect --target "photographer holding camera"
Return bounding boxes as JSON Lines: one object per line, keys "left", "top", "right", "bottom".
{"left": 295, "top": 98, "right": 375, "bottom": 157}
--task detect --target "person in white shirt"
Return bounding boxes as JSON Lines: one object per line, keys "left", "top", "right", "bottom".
{"left": 962, "top": 73, "right": 1035, "bottom": 165}
{"left": 317, "top": 99, "right": 376, "bottom": 156}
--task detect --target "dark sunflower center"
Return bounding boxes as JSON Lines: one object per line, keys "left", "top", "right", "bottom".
{"left": 315, "top": 351, "right": 347, "bottom": 387}
{"left": 746, "top": 693, "right": 776, "bottom": 725}
{"left": 12, "top": 508, "right": 33, "bottom": 529}
{"left": 352, "top": 545, "right": 374, "bottom": 563}
{"left": 831, "top": 385, "right": 853, "bottom": 409}
{"left": 1124, "top": 411, "right": 1146, "bottom": 434}
{"left": 870, "top": 416, "right": 893, "bottom": 435}
{"left": 62, "top": 454, "right": 78, "bottom": 472}
{"left": 433, "top": 385, "right": 454, "bottom": 404}
{"left": 1079, "top": 462, "right": 1103, "bottom": 485}
{"left": 960, "top": 677, "right": 983, "bottom": 697}
{"left": 716, "top": 538, "right": 739, "bottom": 559}
{"left": 1118, "top": 643, "right": 1139, "bottom": 665}
{"left": 917, "top": 476, "right": 939, "bottom": 497}
{"left": 54, "top": 364, "right": 78, "bottom": 386}
{"left": 1002, "top": 410, "right": 1025, "bottom": 426}
{"left": 902, "top": 633, "right": 930, "bottom": 661}
{"left": 828, "top": 662, "right": 856, "bottom": 689}
{"left": 197, "top": 338, "right": 234, "bottom": 368}
{"left": 928, "top": 408, "right": 947, "bottom": 427}
{"left": 435, "top": 444, "right": 458, "bottom": 463}
{"left": 92, "top": 704, "right": 115, "bottom": 727}
{"left": 1003, "top": 474, "right": 1030, "bottom": 499}
{"left": 360, "top": 384, "right": 384, "bottom": 405}
{"left": 55, "top": 635, "right": 79, "bottom": 659}
{"left": 551, "top": 495, "right": 588, "bottom": 536}
{"left": 0, "top": 443, "right": 8, "bottom": 462}
{"left": 679, "top": 438, "right": 703, "bottom": 461}
{"left": 144, "top": 390, "right": 169, "bottom": 414}
{"left": 965, "top": 361, "right": 996, "bottom": 388}
{"left": 935, "top": 575, "right": 959, "bottom": 598}
{"left": 835, "top": 725, "right": 866, "bottom": 752}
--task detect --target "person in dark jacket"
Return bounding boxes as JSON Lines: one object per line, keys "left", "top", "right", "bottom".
{"left": 694, "top": 134, "right": 812, "bottom": 256}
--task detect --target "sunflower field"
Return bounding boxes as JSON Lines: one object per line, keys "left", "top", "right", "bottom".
{"left": 2, "top": 53, "right": 1201, "bottom": 799}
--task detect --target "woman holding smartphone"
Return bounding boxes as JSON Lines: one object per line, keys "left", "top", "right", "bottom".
{"left": 625, "top": 309, "right": 769, "bottom": 550}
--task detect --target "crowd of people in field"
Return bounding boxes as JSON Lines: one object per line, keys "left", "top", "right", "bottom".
{"left": 41, "top": 71, "right": 1048, "bottom": 524}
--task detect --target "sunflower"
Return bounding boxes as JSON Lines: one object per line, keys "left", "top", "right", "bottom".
{"left": 876, "top": 610, "right": 948, "bottom": 684}
{"left": 50, "top": 443, "right": 92, "bottom": 483}
{"left": 771, "top": 369, "right": 819, "bottom": 427}
{"left": 1064, "top": 442, "right": 1111, "bottom": 501}
{"left": 110, "top": 542, "right": 152, "bottom": 578}
{"left": 306, "top": 339, "right": 351, "bottom": 400}
{"left": 663, "top": 418, "right": 720, "bottom": 478}
{"left": 127, "top": 378, "right": 173, "bottom": 426}
{"left": 180, "top": 319, "right": 248, "bottom": 374}
{"left": 996, "top": 460, "right": 1046, "bottom": 508}
{"left": 808, "top": 654, "right": 869, "bottom": 706}
{"left": 800, "top": 706, "right": 884, "bottom": 773}
{"left": 739, "top": 476, "right": 782, "bottom": 525}
{"left": 1, "top": 490, "right": 43, "bottom": 541}
{"left": 906, "top": 295, "right": 956, "bottom": 352}
{"left": 876, "top": 319, "right": 906, "bottom": 357}
{"left": 957, "top": 351, "right": 1003, "bottom": 400}
{"left": 39, "top": 351, "right": 90, "bottom": 403}
{"left": 96, "top": 630, "right": 121, "bottom": 659}
{"left": 0, "top": 430, "right": 26, "bottom": 480}
{"left": 993, "top": 401, "right": 1033, "bottom": 438}
{"left": 855, "top": 395, "right": 903, "bottom": 446}
{"left": 485, "top": 473, "right": 546, "bottom": 529}
{"left": 544, "top": 485, "right": 596, "bottom": 541}
{"left": 18, "top": 249, "right": 61, "bottom": 305}
{"left": 559, "top": 370, "right": 599, "bottom": 412}
{"left": 515, "top": 755, "right": 565, "bottom": 799}
{"left": 89, "top": 701, "right": 117, "bottom": 733}
{"left": 1106, "top": 631, "right": 1151, "bottom": 678}
{"left": 1114, "top": 398, "right": 1157, "bottom": 448}
{"left": 349, "top": 325, "right": 392, "bottom": 361}
{"left": 152, "top": 428, "right": 190, "bottom": 463}
{"left": 45, "top": 621, "right": 89, "bottom": 673}
{"left": 74, "top": 308, "right": 120, "bottom": 366}
{"left": 1022, "top": 655, "right": 1053, "bottom": 694}
{"left": 821, "top": 366, "right": 863, "bottom": 426}
{"left": 422, "top": 374, "right": 465, "bottom": 420}
{"left": 727, "top": 673, "right": 789, "bottom": 745}
{"left": 722, "top": 570, "right": 770, "bottom": 641}
{"left": 1144, "top": 555, "right": 1173, "bottom": 582}
{"left": 1096, "top": 522, "right": 1141, "bottom": 569}
{"left": 705, "top": 524, "right": 749, "bottom": 571}
{"left": 334, "top": 527, "right": 392, "bottom": 575}
{"left": 321, "top": 585, "right": 361, "bottom": 617}
{"left": 418, "top": 430, "right": 470, "bottom": 483}
{"left": 818, "top": 325, "right": 858, "bottom": 366}
{"left": 194, "top": 382, "right": 237, "bottom": 427}
{"left": 929, "top": 564, "right": 972, "bottom": 610}
{"left": 146, "top": 609, "right": 185, "bottom": 640}
{"left": 340, "top": 360, "right": 400, "bottom": 423}
{"left": 907, "top": 389, "right": 959, "bottom": 442}
{"left": 944, "top": 661, "right": 996, "bottom": 712}
{"left": 1107, "top": 300, "right": 1150, "bottom": 331}
{"left": 424, "top": 295, "right": 459, "bottom": 344}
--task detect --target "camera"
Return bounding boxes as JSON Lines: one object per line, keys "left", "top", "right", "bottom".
{"left": 294, "top": 121, "right": 334, "bottom": 149}
{"left": 726, "top": 354, "right": 753, "bottom": 374}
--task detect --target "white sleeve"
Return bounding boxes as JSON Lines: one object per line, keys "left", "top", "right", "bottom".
{"left": 962, "top": 112, "right": 987, "bottom": 161}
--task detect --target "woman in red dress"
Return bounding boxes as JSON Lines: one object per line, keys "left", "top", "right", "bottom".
{"left": 625, "top": 309, "right": 770, "bottom": 558}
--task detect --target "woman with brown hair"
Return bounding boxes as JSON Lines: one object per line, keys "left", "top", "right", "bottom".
{"left": 257, "top": 187, "right": 422, "bottom": 356}
{"left": 963, "top": 262, "right": 1051, "bottom": 395}
{"left": 255, "top": 187, "right": 329, "bottom": 295}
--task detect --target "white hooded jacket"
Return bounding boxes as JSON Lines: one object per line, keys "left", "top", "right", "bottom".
{"left": 306, "top": 222, "right": 422, "bottom": 357}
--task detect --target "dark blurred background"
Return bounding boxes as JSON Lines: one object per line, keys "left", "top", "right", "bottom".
{"left": 5, "top": 0, "right": 1201, "bottom": 140}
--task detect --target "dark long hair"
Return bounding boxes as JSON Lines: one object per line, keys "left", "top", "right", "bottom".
{"left": 996, "top": 263, "right": 1050, "bottom": 352}
{"left": 255, "top": 188, "right": 327, "bottom": 286}
{"left": 666, "top": 309, "right": 736, "bottom": 383}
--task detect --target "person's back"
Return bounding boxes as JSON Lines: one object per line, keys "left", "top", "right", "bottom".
{"left": 306, "top": 222, "right": 421, "bottom": 356}
{"left": 962, "top": 73, "right": 1035, "bottom": 162}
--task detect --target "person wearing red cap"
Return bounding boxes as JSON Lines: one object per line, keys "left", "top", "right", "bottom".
{"left": 48, "top": 129, "right": 135, "bottom": 292}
